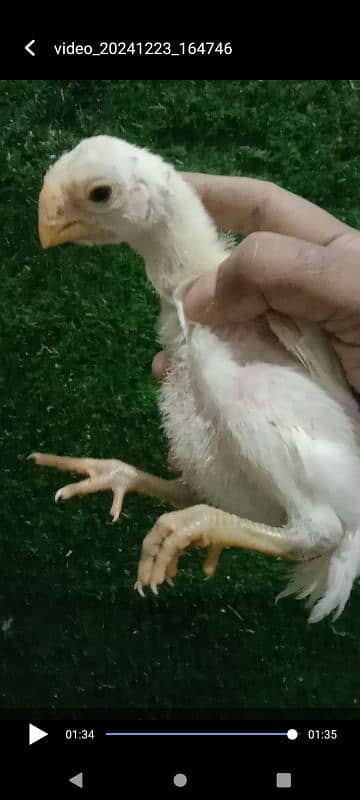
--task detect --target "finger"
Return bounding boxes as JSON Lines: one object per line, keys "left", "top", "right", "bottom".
{"left": 328, "top": 231, "right": 360, "bottom": 253}
{"left": 184, "top": 267, "right": 265, "bottom": 326}
{"left": 181, "top": 173, "right": 278, "bottom": 235}
{"left": 181, "top": 172, "right": 357, "bottom": 244}
{"left": 152, "top": 351, "right": 170, "bottom": 382}
{"left": 184, "top": 231, "right": 360, "bottom": 327}
{"left": 329, "top": 338, "right": 360, "bottom": 394}
{"left": 182, "top": 272, "right": 217, "bottom": 323}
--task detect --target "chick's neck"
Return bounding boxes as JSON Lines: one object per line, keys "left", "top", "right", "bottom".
{"left": 130, "top": 175, "right": 230, "bottom": 304}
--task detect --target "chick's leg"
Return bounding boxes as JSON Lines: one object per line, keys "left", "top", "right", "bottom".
{"left": 135, "top": 504, "right": 325, "bottom": 595}
{"left": 29, "top": 452, "right": 193, "bottom": 521}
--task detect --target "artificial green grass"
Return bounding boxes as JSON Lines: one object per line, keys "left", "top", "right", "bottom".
{"left": 1, "top": 80, "right": 360, "bottom": 715}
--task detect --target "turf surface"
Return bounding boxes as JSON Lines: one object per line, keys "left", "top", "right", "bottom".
{"left": 1, "top": 80, "right": 360, "bottom": 715}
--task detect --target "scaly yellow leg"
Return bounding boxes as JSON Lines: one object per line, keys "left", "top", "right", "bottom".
{"left": 135, "top": 504, "right": 324, "bottom": 595}
{"left": 29, "top": 452, "right": 194, "bottom": 521}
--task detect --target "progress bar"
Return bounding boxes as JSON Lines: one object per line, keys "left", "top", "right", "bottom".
{"left": 106, "top": 729, "right": 298, "bottom": 740}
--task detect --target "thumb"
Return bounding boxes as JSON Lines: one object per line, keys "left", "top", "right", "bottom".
{"left": 184, "top": 231, "right": 360, "bottom": 328}
{"left": 183, "top": 240, "right": 267, "bottom": 326}
{"left": 182, "top": 271, "right": 218, "bottom": 322}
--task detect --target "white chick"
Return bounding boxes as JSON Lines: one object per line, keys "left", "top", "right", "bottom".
{"left": 30, "top": 135, "right": 360, "bottom": 623}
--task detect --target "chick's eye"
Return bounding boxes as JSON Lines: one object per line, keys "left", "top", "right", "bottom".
{"left": 89, "top": 185, "right": 112, "bottom": 203}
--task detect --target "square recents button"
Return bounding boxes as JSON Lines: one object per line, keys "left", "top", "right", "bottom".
{"left": 276, "top": 773, "right": 292, "bottom": 788}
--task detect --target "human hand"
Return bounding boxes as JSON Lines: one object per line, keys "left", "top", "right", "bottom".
{"left": 152, "top": 173, "right": 360, "bottom": 392}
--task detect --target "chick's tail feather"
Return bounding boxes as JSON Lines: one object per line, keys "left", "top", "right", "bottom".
{"left": 277, "top": 528, "right": 360, "bottom": 623}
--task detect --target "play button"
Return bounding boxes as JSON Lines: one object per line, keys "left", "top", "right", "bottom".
{"left": 29, "top": 723, "right": 48, "bottom": 745}
{"left": 69, "top": 773, "right": 83, "bottom": 788}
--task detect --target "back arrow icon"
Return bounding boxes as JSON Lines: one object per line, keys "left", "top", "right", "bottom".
{"left": 25, "top": 40, "right": 35, "bottom": 56}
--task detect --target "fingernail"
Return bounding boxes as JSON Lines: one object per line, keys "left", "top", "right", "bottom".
{"left": 183, "top": 272, "right": 217, "bottom": 321}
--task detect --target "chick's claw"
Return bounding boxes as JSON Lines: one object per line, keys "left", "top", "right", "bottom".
{"left": 203, "top": 545, "right": 222, "bottom": 577}
{"left": 165, "top": 554, "right": 180, "bottom": 584}
{"left": 135, "top": 505, "right": 219, "bottom": 596}
{"left": 29, "top": 452, "right": 138, "bottom": 522}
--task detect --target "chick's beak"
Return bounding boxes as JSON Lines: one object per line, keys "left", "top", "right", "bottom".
{"left": 38, "top": 183, "right": 93, "bottom": 249}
